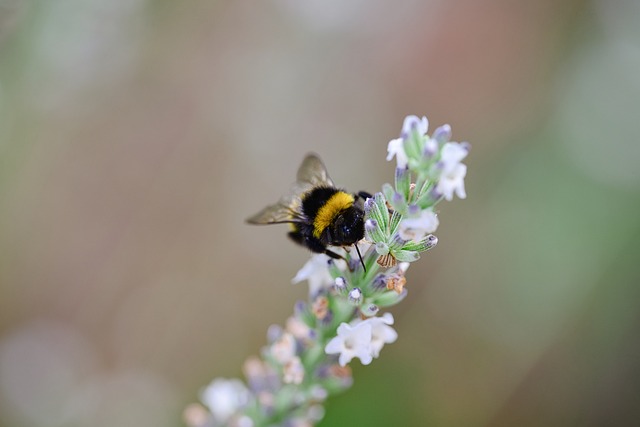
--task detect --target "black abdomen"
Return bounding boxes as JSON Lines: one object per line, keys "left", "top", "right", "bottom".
{"left": 301, "top": 186, "right": 339, "bottom": 220}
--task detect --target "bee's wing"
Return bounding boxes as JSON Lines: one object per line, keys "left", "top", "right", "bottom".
{"left": 246, "top": 154, "right": 333, "bottom": 225}
{"left": 296, "top": 153, "right": 334, "bottom": 188}
{"left": 245, "top": 201, "right": 300, "bottom": 224}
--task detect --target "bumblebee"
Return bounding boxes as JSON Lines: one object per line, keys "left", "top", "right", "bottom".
{"left": 247, "top": 154, "right": 370, "bottom": 270}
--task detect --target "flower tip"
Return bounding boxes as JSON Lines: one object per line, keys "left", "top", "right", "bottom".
{"left": 365, "top": 218, "right": 378, "bottom": 231}
{"left": 334, "top": 277, "right": 348, "bottom": 295}
{"left": 348, "top": 288, "right": 363, "bottom": 305}
{"left": 363, "top": 197, "right": 376, "bottom": 213}
{"left": 387, "top": 138, "right": 408, "bottom": 168}
{"left": 381, "top": 312, "right": 395, "bottom": 324}
{"left": 433, "top": 124, "right": 452, "bottom": 142}
{"left": 359, "top": 353, "right": 374, "bottom": 366}
{"left": 401, "top": 114, "right": 429, "bottom": 138}
{"left": 361, "top": 304, "right": 380, "bottom": 317}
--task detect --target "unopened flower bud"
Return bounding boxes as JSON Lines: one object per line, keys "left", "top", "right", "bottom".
{"left": 433, "top": 124, "right": 452, "bottom": 143}
{"left": 424, "top": 234, "right": 438, "bottom": 249}
{"left": 334, "top": 277, "right": 348, "bottom": 295}
{"left": 365, "top": 218, "right": 378, "bottom": 232}
{"left": 361, "top": 303, "right": 379, "bottom": 317}
{"left": 347, "top": 288, "right": 363, "bottom": 306}
{"left": 363, "top": 197, "right": 376, "bottom": 213}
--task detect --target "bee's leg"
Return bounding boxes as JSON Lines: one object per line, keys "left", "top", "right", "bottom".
{"left": 323, "top": 249, "right": 344, "bottom": 260}
{"left": 356, "top": 191, "right": 373, "bottom": 201}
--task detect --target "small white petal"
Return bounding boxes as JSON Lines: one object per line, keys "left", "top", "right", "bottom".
{"left": 386, "top": 138, "right": 408, "bottom": 169}
{"left": 324, "top": 338, "right": 343, "bottom": 355}
{"left": 325, "top": 322, "right": 373, "bottom": 367}
{"left": 401, "top": 115, "right": 429, "bottom": 138}
{"left": 365, "top": 313, "right": 398, "bottom": 358}
{"left": 357, "top": 351, "right": 373, "bottom": 365}
{"left": 291, "top": 254, "right": 334, "bottom": 295}
{"left": 440, "top": 142, "right": 469, "bottom": 174}
{"left": 398, "top": 210, "right": 439, "bottom": 242}
{"left": 436, "top": 163, "right": 467, "bottom": 201}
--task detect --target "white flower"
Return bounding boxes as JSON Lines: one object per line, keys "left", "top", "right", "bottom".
{"left": 282, "top": 356, "right": 305, "bottom": 385}
{"left": 386, "top": 138, "right": 408, "bottom": 169}
{"left": 325, "top": 314, "right": 399, "bottom": 366}
{"left": 364, "top": 313, "right": 398, "bottom": 358}
{"left": 200, "top": 378, "right": 250, "bottom": 423}
{"left": 398, "top": 209, "right": 439, "bottom": 241}
{"left": 439, "top": 142, "right": 468, "bottom": 175}
{"left": 436, "top": 162, "right": 467, "bottom": 201}
{"left": 291, "top": 254, "right": 334, "bottom": 295}
{"left": 325, "top": 322, "right": 373, "bottom": 367}
{"left": 401, "top": 115, "right": 429, "bottom": 139}
{"left": 435, "top": 142, "right": 468, "bottom": 201}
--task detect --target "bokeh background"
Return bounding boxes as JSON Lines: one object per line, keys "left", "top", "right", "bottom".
{"left": 1, "top": 0, "right": 639, "bottom": 426}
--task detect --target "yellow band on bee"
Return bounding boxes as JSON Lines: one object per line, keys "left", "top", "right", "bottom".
{"left": 313, "top": 192, "right": 354, "bottom": 238}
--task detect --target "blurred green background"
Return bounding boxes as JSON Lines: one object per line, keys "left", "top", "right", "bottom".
{"left": 1, "top": 0, "right": 639, "bottom": 426}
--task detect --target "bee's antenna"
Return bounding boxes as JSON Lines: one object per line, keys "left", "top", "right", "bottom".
{"left": 354, "top": 243, "right": 366, "bottom": 272}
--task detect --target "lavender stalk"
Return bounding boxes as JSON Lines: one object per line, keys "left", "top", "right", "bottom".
{"left": 185, "top": 115, "right": 470, "bottom": 427}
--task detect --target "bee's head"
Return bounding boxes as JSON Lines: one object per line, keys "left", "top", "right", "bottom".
{"left": 330, "top": 207, "right": 364, "bottom": 245}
